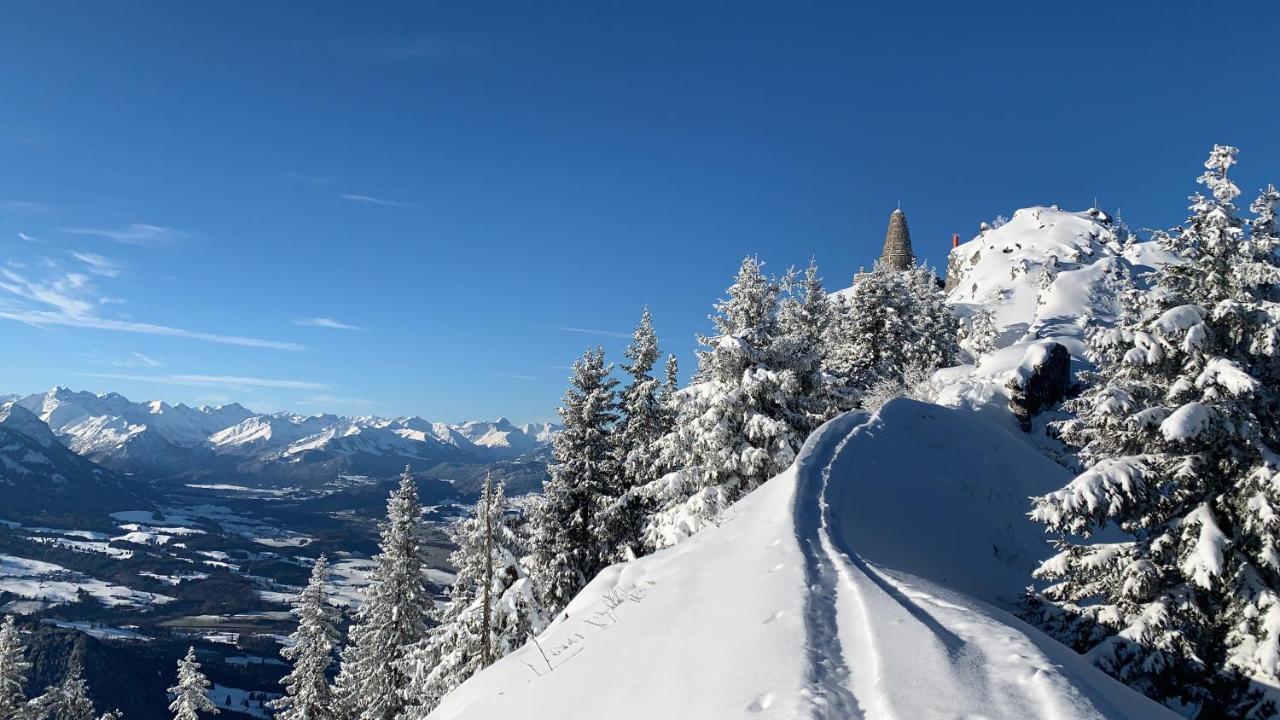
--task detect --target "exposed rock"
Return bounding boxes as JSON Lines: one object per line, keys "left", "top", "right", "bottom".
{"left": 1006, "top": 341, "right": 1071, "bottom": 432}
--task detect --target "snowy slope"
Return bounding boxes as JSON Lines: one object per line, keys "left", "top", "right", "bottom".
{"left": 430, "top": 401, "right": 1176, "bottom": 720}
{"left": 936, "top": 206, "right": 1174, "bottom": 428}
{"left": 0, "top": 402, "right": 149, "bottom": 517}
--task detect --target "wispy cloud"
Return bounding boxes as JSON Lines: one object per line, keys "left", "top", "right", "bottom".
{"left": 493, "top": 372, "right": 538, "bottom": 382}
{"left": 340, "top": 193, "right": 412, "bottom": 208}
{"left": 109, "top": 352, "right": 164, "bottom": 368}
{"left": 294, "top": 317, "right": 363, "bottom": 331}
{"left": 3, "top": 200, "right": 51, "bottom": 214}
{"left": 3, "top": 310, "right": 307, "bottom": 350}
{"left": 556, "top": 326, "right": 632, "bottom": 339}
{"left": 284, "top": 172, "right": 336, "bottom": 185}
{"left": 71, "top": 251, "right": 122, "bottom": 278}
{"left": 0, "top": 265, "right": 305, "bottom": 351}
{"left": 74, "top": 372, "right": 328, "bottom": 390}
{"left": 17, "top": 232, "right": 38, "bottom": 243}
{"left": 61, "top": 223, "right": 185, "bottom": 246}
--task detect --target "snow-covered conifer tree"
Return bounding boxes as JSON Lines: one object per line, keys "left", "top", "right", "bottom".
{"left": 644, "top": 256, "right": 806, "bottom": 548}
{"left": 825, "top": 262, "right": 958, "bottom": 409}
{"left": 168, "top": 648, "right": 217, "bottom": 720}
{"left": 663, "top": 353, "right": 679, "bottom": 401}
{"left": 959, "top": 307, "right": 998, "bottom": 360}
{"left": 1028, "top": 146, "right": 1280, "bottom": 717}
{"left": 269, "top": 556, "right": 340, "bottom": 720}
{"left": 602, "top": 308, "right": 671, "bottom": 560}
{"left": 777, "top": 259, "right": 836, "bottom": 424}
{"left": 333, "top": 468, "right": 432, "bottom": 720}
{"left": 28, "top": 663, "right": 97, "bottom": 720}
{"left": 0, "top": 615, "right": 29, "bottom": 720}
{"left": 401, "top": 474, "right": 546, "bottom": 716}
{"left": 530, "top": 347, "right": 620, "bottom": 611}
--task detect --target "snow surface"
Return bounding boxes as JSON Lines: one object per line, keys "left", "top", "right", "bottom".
{"left": 937, "top": 206, "right": 1175, "bottom": 429}
{"left": 41, "top": 619, "right": 152, "bottom": 641}
{"left": 430, "top": 402, "right": 1176, "bottom": 719}
{"left": 0, "top": 553, "right": 171, "bottom": 611}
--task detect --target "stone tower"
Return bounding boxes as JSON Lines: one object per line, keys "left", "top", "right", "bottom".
{"left": 879, "top": 208, "right": 915, "bottom": 271}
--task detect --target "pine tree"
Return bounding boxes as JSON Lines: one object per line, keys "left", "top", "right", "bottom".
{"left": 168, "top": 648, "right": 217, "bottom": 720}
{"left": 401, "top": 474, "right": 546, "bottom": 716}
{"left": 776, "top": 259, "right": 836, "bottom": 425}
{"left": 604, "top": 308, "right": 670, "bottom": 560}
{"left": 28, "top": 663, "right": 96, "bottom": 720}
{"left": 530, "top": 346, "right": 620, "bottom": 612}
{"left": 825, "top": 262, "right": 959, "bottom": 409}
{"left": 0, "top": 615, "right": 29, "bottom": 720}
{"left": 333, "top": 468, "right": 432, "bottom": 720}
{"left": 663, "top": 353, "right": 679, "bottom": 402}
{"left": 960, "top": 307, "right": 998, "bottom": 360}
{"left": 1028, "top": 146, "right": 1280, "bottom": 717}
{"left": 645, "top": 256, "right": 805, "bottom": 548}
{"left": 269, "top": 556, "right": 340, "bottom": 720}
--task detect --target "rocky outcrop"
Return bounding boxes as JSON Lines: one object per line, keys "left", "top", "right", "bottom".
{"left": 1006, "top": 341, "right": 1071, "bottom": 431}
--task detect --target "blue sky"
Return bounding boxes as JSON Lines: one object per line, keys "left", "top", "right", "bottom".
{"left": 1, "top": 1, "right": 1277, "bottom": 422}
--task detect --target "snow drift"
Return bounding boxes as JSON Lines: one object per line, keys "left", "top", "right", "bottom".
{"left": 429, "top": 400, "right": 1176, "bottom": 719}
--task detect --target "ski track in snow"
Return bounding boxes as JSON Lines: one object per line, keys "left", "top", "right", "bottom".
{"left": 806, "top": 409, "right": 1148, "bottom": 720}
{"left": 793, "top": 413, "right": 864, "bottom": 719}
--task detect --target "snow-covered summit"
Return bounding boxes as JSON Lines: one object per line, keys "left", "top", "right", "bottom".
{"left": 935, "top": 206, "right": 1175, "bottom": 426}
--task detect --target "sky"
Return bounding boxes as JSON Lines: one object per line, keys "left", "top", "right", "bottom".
{"left": 1, "top": 1, "right": 1277, "bottom": 423}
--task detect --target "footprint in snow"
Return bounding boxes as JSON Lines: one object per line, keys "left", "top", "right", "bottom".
{"left": 747, "top": 693, "right": 774, "bottom": 712}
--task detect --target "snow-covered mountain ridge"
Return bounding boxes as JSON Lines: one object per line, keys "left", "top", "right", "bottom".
{"left": 433, "top": 402, "right": 1175, "bottom": 719}
{"left": 0, "top": 402, "right": 149, "bottom": 516}
{"left": 433, "top": 206, "right": 1183, "bottom": 718}
{"left": 7, "top": 387, "right": 559, "bottom": 485}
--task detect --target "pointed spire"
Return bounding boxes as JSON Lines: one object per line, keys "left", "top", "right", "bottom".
{"left": 879, "top": 208, "right": 915, "bottom": 271}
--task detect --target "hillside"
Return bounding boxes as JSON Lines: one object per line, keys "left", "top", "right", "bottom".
{"left": 431, "top": 401, "right": 1175, "bottom": 719}
{"left": 0, "top": 401, "right": 152, "bottom": 523}
{"left": 935, "top": 206, "right": 1174, "bottom": 428}
{"left": 428, "top": 206, "right": 1185, "bottom": 719}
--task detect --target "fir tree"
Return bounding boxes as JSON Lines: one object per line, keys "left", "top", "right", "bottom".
{"left": 401, "top": 474, "right": 546, "bottom": 716}
{"left": 604, "top": 308, "right": 671, "bottom": 560}
{"left": 960, "top": 307, "right": 999, "bottom": 360}
{"left": 663, "top": 353, "right": 679, "bottom": 402}
{"left": 1028, "top": 146, "right": 1280, "bottom": 717}
{"left": 825, "top": 262, "right": 959, "bottom": 409}
{"left": 28, "top": 663, "right": 96, "bottom": 720}
{"left": 645, "top": 256, "right": 806, "bottom": 548}
{"left": 168, "top": 648, "right": 217, "bottom": 720}
{"left": 531, "top": 346, "right": 620, "bottom": 612}
{"left": 0, "top": 615, "right": 29, "bottom": 720}
{"left": 776, "top": 259, "right": 836, "bottom": 425}
{"left": 333, "top": 468, "right": 432, "bottom": 720}
{"left": 269, "top": 556, "right": 340, "bottom": 720}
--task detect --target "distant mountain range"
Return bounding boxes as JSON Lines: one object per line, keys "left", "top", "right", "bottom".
{"left": 0, "top": 401, "right": 150, "bottom": 521}
{"left": 2, "top": 387, "right": 559, "bottom": 490}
